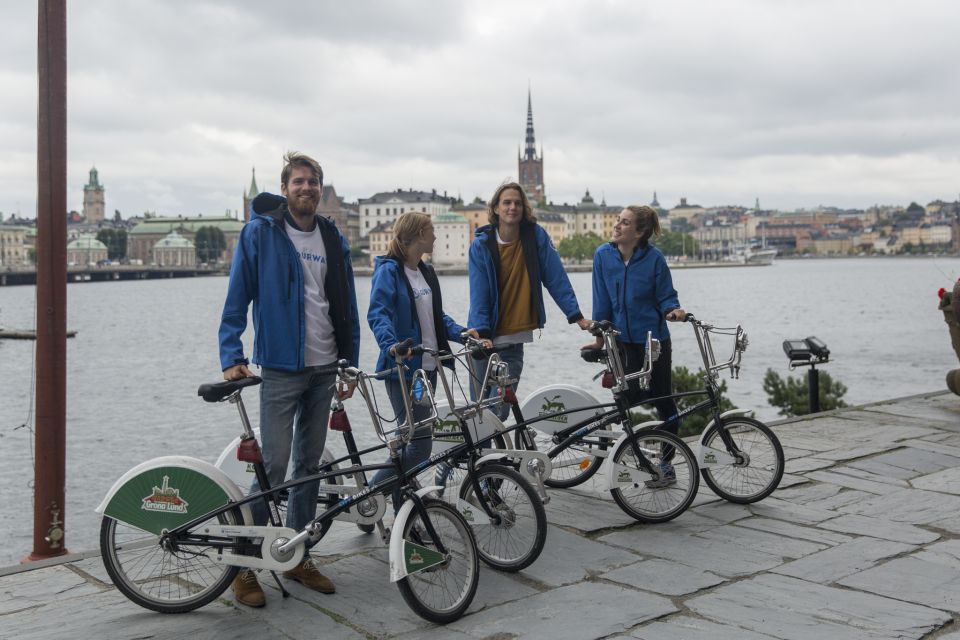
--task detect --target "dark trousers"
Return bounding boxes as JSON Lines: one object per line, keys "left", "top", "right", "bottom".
{"left": 620, "top": 339, "right": 680, "bottom": 459}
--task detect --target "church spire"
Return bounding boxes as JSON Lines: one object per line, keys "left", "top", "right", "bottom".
{"left": 524, "top": 88, "right": 537, "bottom": 161}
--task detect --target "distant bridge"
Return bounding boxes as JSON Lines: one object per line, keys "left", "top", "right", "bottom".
{"left": 0, "top": 265, "right": 229, "bottom": 287}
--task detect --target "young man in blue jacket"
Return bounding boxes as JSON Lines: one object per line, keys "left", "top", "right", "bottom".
{"left": 219, "top": 152, "right": 360, "bottom": 607}
{"left": 468, "top": 181, "right": 592, "bottom": 418}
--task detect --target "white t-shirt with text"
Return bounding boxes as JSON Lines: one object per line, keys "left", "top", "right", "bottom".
{"left": 404, "top": 266, "right": 438, "bottom": 371}
{"left": 285, "top": 220, "right": 338, "bottom": 367}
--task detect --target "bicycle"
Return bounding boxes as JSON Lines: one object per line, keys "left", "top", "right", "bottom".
{"left": 479, "top": 323, "right": 701, "bottom": 523}
{"left": 213, "top": 337, "right": 549, "bottom": 573}
{"left": 96, "top": 364, "right": 479, "bottom": 624}
{"left": 514, "top": 315, "right": 785, "bottom": 504}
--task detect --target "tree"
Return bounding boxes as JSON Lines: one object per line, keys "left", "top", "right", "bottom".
{"left": 558, "top": 232, "right": 604, "bottom": 263}
{"left": 629, "top": 366, "right": 735, "bottom": 437}
{"left": 95, "top": 228, "right": 127, "bottom": 261}
{"left": 762, "top": 368, "right": 848, "bottom": 417}
{"left": 654, "top": 230, "right": 698, "bottom": 257}
{"left": 195, "top": 226, "right": 226, "bottom": 264}
{"left": 113, "top": 209, "right": 122, "bottom": 223}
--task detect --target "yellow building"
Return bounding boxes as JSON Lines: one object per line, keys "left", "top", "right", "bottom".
{"left": 0, "top": 226, "right": 29, "bottom": 266}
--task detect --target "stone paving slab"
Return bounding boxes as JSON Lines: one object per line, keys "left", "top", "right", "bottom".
{"left": 815, "top": 442, "right": 909, "bottom": 462}
{"left": 734, "top": 516, "right": 854, "bottom": 546}
{"left": 446, "top": 581, "right": 676, "bottom": 640}
{"left": 771, "top": 537, "right": 915, "bottom": 584}
{"left": 838, "top": 488, "right": 960, "bottom": 524}
{"left": 862, "top": 398, "right": 960, "bottom": 428}
{"left": 746, "top": 497, "right": 838, "bottom": 525}
{"left": 686, "top": 573, "right": 950, "bottom": 640}
{"left": 805, "top": 469, "right": 905, "bottom": 494}
{"left": 839, "top": 554, "right": 960, "bottom": 613}
{"left": 783, "top": 456, "right": 836, "bottom": 473}
{"left": 694, "top": 523, "right": 827, "bottom": 559}
{"left": 632, "top": 615, "right": 779, "bottom": 639}
{"left": 601, "top": 557, "right": 725, "bottom": 596}
{"left": 518, "top": 524, "right": 633, "bottom": 587}
{"left": 818, "top": 514, "right": 941, "bottom": 545}
{"left": 0, "top": 564, "right": 104, "bottom": 615}
{"left": 912, "top": 466, "right": 960, "bottom": 494}
{"left": 844, "top": 457, "right": 922, "bottom": 480}
{"left": 903, "top": 437, "right": 960, "bottom": 460}
{"left": 542, "top": 487, "right": 639, "bottom": 532}
{"left": 864, "top": 445, "right": 960, "bottom": 475}
{"left": 802, "top": 489, "right": 876, "bottom": 512}
{"left": 827, "top": 464, "right": 912, "bottom": 488}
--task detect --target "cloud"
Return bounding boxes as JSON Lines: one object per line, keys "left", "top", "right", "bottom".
{"left": 2, "top": 0, "right": 960, "bottom": 217}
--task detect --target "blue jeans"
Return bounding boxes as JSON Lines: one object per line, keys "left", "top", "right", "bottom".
{"left": 250, "top": 366, "right": 337, "bottom": 543}
{"left": 471, "top": 343, "right": 524, "bottom": 421}
{"left": 372, "top": 370, "right": 437, "bottom": 514}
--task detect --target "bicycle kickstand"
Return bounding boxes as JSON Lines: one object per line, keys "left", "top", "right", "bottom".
{"left": 270, "top": 571, "right": 291, "bottom": 598}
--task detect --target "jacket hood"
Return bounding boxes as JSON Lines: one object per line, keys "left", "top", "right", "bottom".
{"left": 373, "top": 255, "right": 400, "bottom": 270}
{"left": 250, "top": 192, "right": 286, "bottom": 220}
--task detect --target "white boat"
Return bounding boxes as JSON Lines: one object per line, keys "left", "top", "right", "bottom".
{"left": 727, "top": 246, "right": 777, "bottom": 266}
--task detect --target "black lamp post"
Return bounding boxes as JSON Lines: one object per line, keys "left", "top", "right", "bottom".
{"left": 783, "top": 336, "right": 830, "bottom": 413}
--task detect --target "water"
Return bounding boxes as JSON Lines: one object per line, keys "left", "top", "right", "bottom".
{"left": 1, "top": 257, "right": 957, "bottom": 566}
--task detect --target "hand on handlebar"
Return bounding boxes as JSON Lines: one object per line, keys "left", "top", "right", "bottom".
{"left": 666, "top": 308, "right": 687, "bottom": 322}
{"left": 390, "top": 338, "right": 414, "bottom": 359}
{"left": 576, "top": 317, "right": 593, "bottom": 331}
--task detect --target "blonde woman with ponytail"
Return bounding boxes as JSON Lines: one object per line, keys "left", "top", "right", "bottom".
{"left": 367, "top": 212, "right": 487, "bottom": 513}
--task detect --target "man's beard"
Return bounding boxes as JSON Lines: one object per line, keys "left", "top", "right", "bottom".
{"left": 288, "top": 194, "right": 319, "bottom": 217}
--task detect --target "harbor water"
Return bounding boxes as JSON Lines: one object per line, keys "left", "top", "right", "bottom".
{"left": 0, "top": 257, "right": 957, "bottom": 567}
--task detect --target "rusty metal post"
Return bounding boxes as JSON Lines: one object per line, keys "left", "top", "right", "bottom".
{"left": 28, "top": 0, "right": 68, "bottom": 561}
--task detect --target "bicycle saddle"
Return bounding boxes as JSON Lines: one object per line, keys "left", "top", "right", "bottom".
{"left": 197, "top": 376, "right": 262, "bottom": 403}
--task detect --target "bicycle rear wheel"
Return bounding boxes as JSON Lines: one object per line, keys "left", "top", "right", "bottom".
{"left": 423, "top": 432, "right": 509, "bottom": 502}
{"left": 100, "top": 509, "right": 241, "bottom": 613}
{"left": 396, "top": 500, "right": 479, "bottom": 624}
{"left": 458, "top": 464, "right": 547, "bottom": 572}
{"left": 610, "top": 431, "right": 698, "bottom": 523}
{"left": 700, "top": 417, "right": 784, "bottom": 503}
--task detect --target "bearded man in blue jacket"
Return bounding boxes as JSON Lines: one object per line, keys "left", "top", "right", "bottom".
{"left": 218, "top": 152, "right": 360, "bottom": 607}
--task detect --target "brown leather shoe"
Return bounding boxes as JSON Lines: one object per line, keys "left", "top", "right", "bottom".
{"left": 232, "top": 569, "right": 266, "bottom": 608}
{"left": 283, "top": 557, "right": 335, "bottom": 594}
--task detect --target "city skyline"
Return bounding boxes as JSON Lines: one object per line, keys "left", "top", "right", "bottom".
{"left": 3, "top": 1, "right": 960, "bottom": 218}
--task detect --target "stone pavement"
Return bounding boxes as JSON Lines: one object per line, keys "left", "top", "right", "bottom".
{"left": 3, "top": 391, "right": 960, "bottom": 639}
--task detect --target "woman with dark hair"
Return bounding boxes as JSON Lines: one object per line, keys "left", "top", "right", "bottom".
{"left": 368, "top": 212, "right": 486, "bottom": 511}
{"left": 467, "top": 182, "right": 592, "bottom": 417}
{"left": 585, "top": 205, "right": 687, "bottom": 484}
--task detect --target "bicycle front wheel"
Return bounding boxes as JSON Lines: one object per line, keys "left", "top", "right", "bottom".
{"left": 700, "top": 417, "right": 784, "bottom": 503}
{"left": 610, "top": 431, "right": 698, "bottom": 523}
{"left": 458, "top": 464, "right": 547, "bottom": 572}
{"left": 100, "top": 509, "right": 241, "bottom": 613}
{"left": 396, "top": 500, "right": 479, "bottom": 624}
{"left": 422, "top": 432, "right": 509, "bottom": 502}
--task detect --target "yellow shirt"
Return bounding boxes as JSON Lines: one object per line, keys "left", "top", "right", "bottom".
{"left": 496, "top": 238, "right": 537, "bottom": 335}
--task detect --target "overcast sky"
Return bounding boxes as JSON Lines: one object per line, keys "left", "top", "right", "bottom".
{"left": 2, "top": 0, "right": 959, "bottom": 219}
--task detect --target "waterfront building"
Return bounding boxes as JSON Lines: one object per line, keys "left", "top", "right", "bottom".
{"left": 127, "top": 216, "right": 243, "bottom": 265}
{"left": 572, "top": 189, "right": 603, "bottom": 236}
{"left": 152, "top": 230, "right": 196, "bottom": 266}
{"left": 451, "top": 198, "right": 488, "bottom": 240}
{"left": 430, "top": 211, "right": 469, "bottom": 267}
{"left": 66, "top": 234, "right": 107, "bottom": 266}
{"left": 82, "top": 166, "right": 105, "bottom": 223}
{"left": 0, "top": 226, "right": 29, "bottom": 266}
{"left": 692, "top": 219, "right": 748, "bottom": 257}
{"left": 366, "top": 221, "right": 393, "bottom": 266}
{"left": 358, "top": 188, "right": 456, "bottom": 238}
{"left": 518, "top": 90, "right": 545, "bottom": 204}
{"left": 668, "top": 198, "right": 706, "bottom": 226}
{"left": 537, "top": 212, "right": 567, "bottom": 248}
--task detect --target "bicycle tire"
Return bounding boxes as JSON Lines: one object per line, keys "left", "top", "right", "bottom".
{"left": 610, "top": 430, "right": 698, "bottom": 523}
{"left": 100, "top": 509, "right": 241, "bottom": 613}
{"left": 457, "top": 464, "right": 547, "bottom": 572}
{"left": 700, "top": 416, "right": 784, "bottom": 504}
{"left": 396, "top": 499, "right": 479, "bottom": 624}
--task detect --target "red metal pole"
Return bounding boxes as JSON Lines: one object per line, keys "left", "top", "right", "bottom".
{"left": 27, "top": 0, "right": 68, "bottom": 562}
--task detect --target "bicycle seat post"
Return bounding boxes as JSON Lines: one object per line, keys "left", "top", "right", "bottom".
{"left": 230, "top": 392, "right": 256, "bottom": 440}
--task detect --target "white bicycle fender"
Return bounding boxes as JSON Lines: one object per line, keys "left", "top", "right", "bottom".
{"left": 390, "top": 485, "right": 442, "bottom": 582}
{"left": 599, "top": 422, "right": 662, "bottom": 491}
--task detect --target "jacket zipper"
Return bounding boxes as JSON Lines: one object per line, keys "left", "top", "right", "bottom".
{"left": 621, "top": 260, "right": 633, "bottom": 343}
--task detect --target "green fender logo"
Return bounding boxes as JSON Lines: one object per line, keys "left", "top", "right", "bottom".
{"left": 617, "top": 469, "right": 632, "bottom": 483}
{"left": 434, "top": 417, "right": 464, "bottom": 443}
{"left": 703, "top": 452, "right": 717, "bottom": 464}
{"left": 403, "top": 540, "right": 445, "bottom": 574}
{"left": 539, "top": 395, "right": 568, "bottom": 424}
{"left": 141, "top": 475, "right": 189, "bottom": 514}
